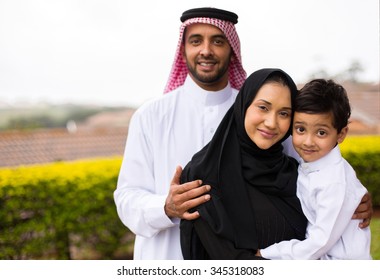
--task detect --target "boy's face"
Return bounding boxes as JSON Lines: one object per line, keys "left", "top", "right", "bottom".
{"left": 292, "top": 112, "right": 348, "bottom": 162}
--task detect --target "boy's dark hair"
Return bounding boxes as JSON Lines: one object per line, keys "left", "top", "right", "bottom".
{"left": 295, "top": 79, "right": 351, "bottom": 133}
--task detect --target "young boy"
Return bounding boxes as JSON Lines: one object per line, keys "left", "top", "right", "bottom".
{"left": 258, "top": 79, "right": 372, "bottom": 259}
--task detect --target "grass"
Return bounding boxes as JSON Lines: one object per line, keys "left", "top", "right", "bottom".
{"left": 371, "top": 218, "right": 380, "bottom": 260}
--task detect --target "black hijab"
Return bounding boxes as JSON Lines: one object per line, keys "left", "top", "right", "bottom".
{"left": 180, "top": 68, "right": 307, "bottom": 258}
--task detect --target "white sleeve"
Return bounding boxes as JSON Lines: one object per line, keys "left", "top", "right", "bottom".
{"left": 282, "top": 136, "right": 300, "bottom": 161}
{"left": 260, "top": 182, "right": 356, "bottom": 259}
{"left": 113, "top": 109, "right": 175, "bottom": 238}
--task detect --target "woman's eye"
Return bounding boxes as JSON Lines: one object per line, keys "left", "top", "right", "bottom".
{"left": 258, "top": 105, "right": 268, "bottom": 111}
{"left": 280, "top": 111, "right": 290, "bottom": 117}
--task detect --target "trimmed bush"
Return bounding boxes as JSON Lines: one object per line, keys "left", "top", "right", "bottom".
{"left": 0, "top": 135, "right": 379, "bottom": 259}
{"left": 0, "top": 157, "right": 132, "bottom": 259}
{"left": 340, "top": 135, "right": 380, "bottom": 206}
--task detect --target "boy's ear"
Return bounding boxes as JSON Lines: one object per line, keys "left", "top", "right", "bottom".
{"left": 337, "top": 126, "right": 349, "bottom": 144}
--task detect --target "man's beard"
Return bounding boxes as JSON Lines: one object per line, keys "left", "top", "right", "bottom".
{"left": 186, "top": 59, "right": 230, "bottom": 85}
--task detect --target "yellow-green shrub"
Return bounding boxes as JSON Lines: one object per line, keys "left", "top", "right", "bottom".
{"left": 340, "top": 135, "right": 380, "bottom": 206}
{"left": 0, "top": 157, "right": 132, "bottom": 259}
{"left": 340, "top": 135, "right": 380, "bottom": 154}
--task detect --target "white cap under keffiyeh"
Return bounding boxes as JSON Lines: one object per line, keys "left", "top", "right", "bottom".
{"left": 163, "top": 8, "right": 246, "bottom": 93}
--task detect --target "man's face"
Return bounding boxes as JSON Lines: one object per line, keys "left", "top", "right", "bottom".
{"left": 182, "top": 23, "right": 233, "bottom": 91}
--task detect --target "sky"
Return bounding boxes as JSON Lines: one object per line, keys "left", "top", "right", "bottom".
{"left": 0, "top": 0, "right": 379, "bottom": 108}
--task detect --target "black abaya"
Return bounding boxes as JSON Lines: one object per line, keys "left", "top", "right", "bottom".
{"left": 180, "top": 68, "right": 307, "bottom": 259}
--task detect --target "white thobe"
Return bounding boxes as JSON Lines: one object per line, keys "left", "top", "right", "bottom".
{"left": 260, "top": 146, "right": 372, "bottom": 260}
{"left": 114, "top": 75, "right": 296, "bottom": 259}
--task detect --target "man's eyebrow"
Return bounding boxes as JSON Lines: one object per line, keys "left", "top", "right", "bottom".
{"left": 187, "top": 33, "right": 227, "bottom": 39}
{"left": 212, "top": 34, "right": 227, "bottom": 38}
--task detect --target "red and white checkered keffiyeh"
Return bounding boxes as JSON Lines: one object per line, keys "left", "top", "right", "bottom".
{"left": 163, "top": 17, "right": 247, "bottom": 93}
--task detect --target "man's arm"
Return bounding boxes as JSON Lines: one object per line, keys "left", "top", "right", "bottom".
{"left": 353, "top": 192, "right": 373, "bottom": 228}
{"left": 114, "top": 110, "right": 176, "bottom": 238}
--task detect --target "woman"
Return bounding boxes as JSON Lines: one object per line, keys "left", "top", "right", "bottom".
{"left": 180, "top": 68, "right": 307, "bottom": 259}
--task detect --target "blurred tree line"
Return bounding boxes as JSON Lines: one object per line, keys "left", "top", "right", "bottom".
{"left": 308, "top": 60, "right": 366, "bottom": 83}
{"left": 0, "top": 104, "right": 127, "bottom": 131}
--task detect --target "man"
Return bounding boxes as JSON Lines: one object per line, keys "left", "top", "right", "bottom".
{"left": 114, "top": 7, "right": 372, "bottom": 260}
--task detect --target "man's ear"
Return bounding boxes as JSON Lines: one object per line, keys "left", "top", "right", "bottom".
{"left": 337, "top": 126, "right": 349, "bottom": 144}
{"left": 181, "top": 45, "right": 186, "bottom": 63}
{"left": 230, "top": 52, "right": 235, "bottom": 63}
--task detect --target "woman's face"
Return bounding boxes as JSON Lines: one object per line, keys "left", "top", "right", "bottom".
{"left": 244, "top": 82, "right": 292, "bottom": 150}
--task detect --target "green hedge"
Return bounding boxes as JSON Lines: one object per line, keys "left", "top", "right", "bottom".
{"left": 0, "top": 135, "right": 379, "bottom": 259}
{"left": 0, "top": 157, "right": 132, "bottom": 259}
{"left": 340, "top": 135, "right": 380, "bottom": 207}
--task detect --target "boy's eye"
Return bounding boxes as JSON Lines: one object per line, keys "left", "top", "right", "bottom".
{"left": 317, "top": 130, "right": 327, "bottom": 136}
{"left": 295, "top": 127, "right": 305, "bottom": 133}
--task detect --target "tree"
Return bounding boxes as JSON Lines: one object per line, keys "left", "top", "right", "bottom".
{"left": 346, "top": 60, "right": 364, "bottom": 83}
